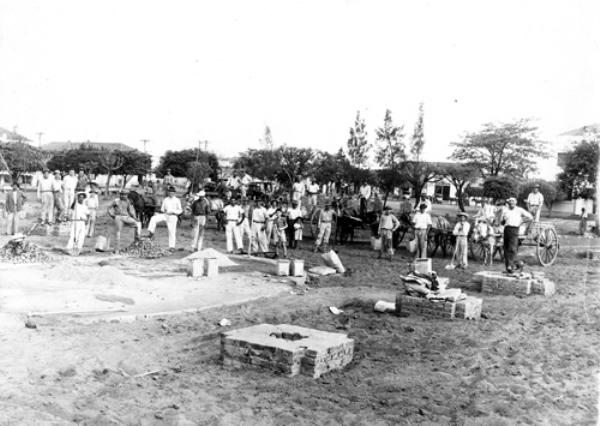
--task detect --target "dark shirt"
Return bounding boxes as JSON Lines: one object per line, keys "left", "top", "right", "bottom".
{"left": 191, "top": 198, "right": 211, "bottom": 216}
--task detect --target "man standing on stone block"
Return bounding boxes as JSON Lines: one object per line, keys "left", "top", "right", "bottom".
{"left": 501, "top": 197, "right": 533, "bottom": 273}
{"left": 190, "top": 190, "right": 211, "bottom": 251}
{"left": 412, "top": 203, "right": 432, "bottom": 259}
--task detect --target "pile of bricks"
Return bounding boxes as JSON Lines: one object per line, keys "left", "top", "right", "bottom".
{"left": 455, "top": 296, "right": 483, "bottom": 319}
{"left": 396, "top": 294, "right": 457, "bottom": 319}
{"left": 475, "top": 271, "right": 555, "bottom": 297}
{"left": 221, "top": 324, "right": 354, "bottom": 378}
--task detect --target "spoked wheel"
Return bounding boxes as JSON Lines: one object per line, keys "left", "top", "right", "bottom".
{"left": 469, "top": 239, "right": 487, "bottom": 261}
{"left": 427, "top": 231, "right": 439, "bottom": 257}
{"left": 442, "top": 233, "right": 455, "bottom": 258}
{"left": 536, "top": 227, "right": 559, "bottom": 266}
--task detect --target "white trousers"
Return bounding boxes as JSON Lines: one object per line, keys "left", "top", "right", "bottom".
{"left": 6, "top": 212, "right": 19, "bottom": 235}
{"left": 67, "top": 220, "right": 86, "bottom": 250}
{"left": 225, "top": 220, "right": 242, "bottom": 252}
{"left": 315, "top": 223, "right": 331, "bottom": 247}
{"left": 265, "top": 220, "right": 275, "bottom": 244}
{"left": 148, "top": 213, "right": 178, "bottom": 248}
{"left": 86, "top": 209, "right": 97, "bottom": 237}
{"left": 251, "top": 222, "right": 268, "bottom": 252}
{"left": 455, "top": 236, "right": 468, "bottom": 266}
{"left": 63, "top": 189, "right": 75, "bottom": 210}
{"left": 40, "top": 192, "right": 54, "bottom": 223}
{"left": 191, "top": 216, "right": 207, "bottom": 250}
{"left": 239, "top": 218, "right": 251, "bottom": 246}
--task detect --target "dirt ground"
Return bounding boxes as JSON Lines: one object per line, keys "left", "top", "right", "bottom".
{"left": 1, "top": 200, "right": 599, "bottom": 425}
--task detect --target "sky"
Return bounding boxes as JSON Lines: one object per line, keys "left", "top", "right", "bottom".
{"left": 0, "top": 0, "right": 599, "bottom": 175}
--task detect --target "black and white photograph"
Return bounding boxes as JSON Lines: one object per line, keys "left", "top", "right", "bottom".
{"left": 0, "top": 1, "right": 599, "bottom": 424}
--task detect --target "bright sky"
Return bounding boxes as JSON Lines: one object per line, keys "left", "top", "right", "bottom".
{"left": 1, "top": 0, "right": 599, "bottom": 172}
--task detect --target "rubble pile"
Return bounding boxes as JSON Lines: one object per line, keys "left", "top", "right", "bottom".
{"left": 0, "top": 238, "right": 50, "bottom": 263}
{"left": 397, "top": 270, "right": 482, "bottom": 320}
{"left": 124, "top": 238, "right": 171, "bottom": 259}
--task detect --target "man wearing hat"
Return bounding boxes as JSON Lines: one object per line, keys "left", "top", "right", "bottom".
{"left": 147, "top": 185, "right": 182, "bottom": 250}
{"left": 222, "top": 198, "right": 243, "bottom": 253}
{"left": 86, "top": 185, "right": 100, "bottom": 237}
{"left": 37, "top": 169, "right": 55, "bottom": 225}
{"left": 287, "top": 199, "right": 303, "bottom": 249}
{"left": 190, "top": 190, "right": 211, "bottom": 251}
{"left": 62, "top": 169, "right": 77, "bottom": 210}
{"left": 107, "top": 190, "right": 142, "bottom": 253}
{"left": 163, "top": 169, "right": 175, "bottom": 196}
{"left": 451, "top": 212, "right": 471, "bottom": 269}
{"left": 526, "top": 184, "right": 544, "bottom": 222}
{"left": 66, "top": 192, "right": 90, "bottom": 255}
{"left": 314, "top": 201, "right": 334, "bottom": 252}
{"left": 378, "top": 205, "right": 400, "bottom": 260}
{"left": 249, "top": 199, "right": 269, "bottom": 253}
{"left": 5, "top": 182, "right": 26, "bottom": 235}
{"left": 501, "top": 197, "right": 533, "bottom": 273}
{"left": 412, "top": 203, "right": 432, "bottom": 259}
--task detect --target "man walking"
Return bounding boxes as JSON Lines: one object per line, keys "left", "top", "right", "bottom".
{"left": 412, "top": 203, "right": 432, "bottom": 259}
{"left": 526, "top": 184, "right": 544, "bottom": 222}
{"left": 191, "top": 190, "right": 211, "bottom": 251}
{"left": 5, "top": 182, "right": 26, "bottom": 235}
{"left": 107, "top": 190, "right": 141, "bottom": 253}
{"left": 314, "top": 201, "right": 334, "bottom": 252}
{"left": 66, "top": 192, "right": 90, "bottom": 255}
{"left": 501, "top": 197, "right": 533, "bottom": 273}
{"left": 222, "top": 198, "right": 243, "bottom": 253}
{"left": 378, "top": 206, "right": 399, "bottom": 260}
{"left": 147, "top": 186, "right": 182, "bottom": 250}
{"left": 37, "top": 169, "right": 55, "bottom": 225}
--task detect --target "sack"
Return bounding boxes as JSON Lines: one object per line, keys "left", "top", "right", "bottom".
{"left": 371, "top": 237, "right": 382, "bottom": 251}
{"left": 408, "top": 238, "right": 417, "bottom": 253}
{"left": 322, "top": 250, "right": 345, "bottom": 274}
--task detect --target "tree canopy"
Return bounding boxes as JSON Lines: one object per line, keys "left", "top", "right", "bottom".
{"left": 450, "top": 119, "right": 549, "bottom": 178}
{"left": 346, "top": 111, "right": 370, "bottom": 168}
{"left": 155, "top": 149, "right": 220, "bottom": 181}
{"left": 0, "top": 142, "right": 48, "bottom": 179}
{"left": 482, "top": 175, "right": 519, "bottom": 201}
{"left": 443, "top": 163, "right": 479, "bottom": 211}
{"left": 558, "top": 138, "right": 598, "bottom": 199}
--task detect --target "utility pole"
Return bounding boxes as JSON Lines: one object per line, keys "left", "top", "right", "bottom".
{"left": 37, "top": 132, "right": 44, "bottom": 148}
{"left": 141, "top": 139, "right": 149, "bottom": 153}
{"left": 199, "top": 140, "right": 210, "bottom": 151}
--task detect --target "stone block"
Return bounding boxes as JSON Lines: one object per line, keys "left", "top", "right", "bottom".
{"left": 221, "top": 324, "right": 354, "bottom": 378}
{"left": 455, "top": 296, "right": 483, "bottom": 320}
{"left": 397, "top": 295, "right": 456, "bottom": 319}
{"left": 480, "top": 272, "right": 531, "bottom": 297}
{"left": 530, "top": 278, "right": 555, "bottom": 296}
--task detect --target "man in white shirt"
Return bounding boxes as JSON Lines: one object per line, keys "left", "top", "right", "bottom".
{"left": 66, "top": 192, "right": 90, "bottom": 255}
{"left": 86, "top": 187, "right": 100, "bottom": 237}
{"left": 412, "top": 203, "right": 432, "bottom": 259}
{"left": 222, "top": 198, "right": 243, "bottom": 253}
{"left": 291, "top": 178, "right": 305, "bottom": 208}
{"left": 452, "top": 212, "right": 471, "bottom": 268}
{"left": 501, "top": 197, "right": 533, "bottom": 273}
{"left": 37, "top": 169, "right": 55, "bottom": 224}
{"left": 249, "top": 200, "right": 269, "bottom": 253}
{"left": 62, "top": 169, "right": 77, "bottom": 211}
{"left": 475, "top": 197, "right": 496, "bottom": 224}
{"left": 265, "top": 199, "right": 278, "bottom": 246}
{"left": 287, "top": 200, "right": 303, "bottom": 249}
{"left": 359, "top": 183, "right": 372, "bottom": 217}
{"left": 147, "top": 186, "right": 183, "bottom": 249}
{"left": 307, "top": 180, "right": 320, "bottom": 209}
{"left": 378, "top": 206, "right": 400, "bottom": 260}
{"left": 52, "top": 171, "right": 65, "bottom": 222}
{"left": 240, "top": 173, "right": 252, "bottom": 198}
{"left": 526, "top": 184, "right": 544, "bottom": 222}
{"left": 238, "top": 198, "right": 252, "bottom": 249}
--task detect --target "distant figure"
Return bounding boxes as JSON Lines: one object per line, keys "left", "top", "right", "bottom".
{"left": 579, "top": 207, "right": 588, "bottom": 236}
{"left": 291, "top": 177, "right": 305, "bottom": 208}
{"left": 399, "top": 193, "right": 413, "bottom": 216}
{"left": 526, "top": 184, "right": 544, "bottom": 221}
{"left": 238, "top": 198, "right": 252, "bottom": 249}
{"left": 314, "top": 201, "right": 334, "bottom": 252}
{"left": 52, "top": 171, "right": 65, "bottom": 222}
{"left": 451, "top": 212, "right": 470, "bottom": 269}
{"left": 307, "top": 179, "right": 320, "bottom": 208}
{"left": 163, "top": 169, "right": 175, "bottom": 195}
{"left": 66, "top": 192, "right": 90, "bottom": 255}
{"left": 412, "top": 203, "right": 432, "bottom": 259}
{"left": 265, "top": 199, "right": 278, "bottom": 246}
{"left": 5, "top": 182, "right": 26, "bottom": 235}
{"left": 378, "top": 206, "right": 399, "bottom": 260}
{"left": 222, "top": 198, "right": 243, "bottom": 254}
{"left": 37, "top": 169, "right": 55, "bottom": 225}
{"left": 273, "top": 208, "right": 288, "bottom": 258}
{"left": 419, "top": 195, "right": 432, "bottom": 214}
{"left": 250, "top": 200, "right": 269, "bottom": 253}
{"left": 147, "top": 186, "right": 182, "bottom": 250}
{"left": 475, "top": 197, "right": 496, "bottom": 224}
{"left": 75, "top": 169, "right": 90, "bottom": 194}
{"left": 107, "top": 190, "right": 141, "bottom": 254}
{"left": 240, "top": 173, "right": 252, "bottom": 198}
{"left": 191, "top": 190, "right": 211, "bottom": 251}
{"left": 63, "top": 169, "right": 77, "bottom": 210}
{"left": 86, "top": 188, "right": 99, "bottom": 237}
{"left": 287, "top": 200, "right": 303, "bottom": 249}
{"left": 359, "top": 182, "right": 372, "bottom": 217}
{"left": 501, "top": 197, "right": 533, "bottom": 273}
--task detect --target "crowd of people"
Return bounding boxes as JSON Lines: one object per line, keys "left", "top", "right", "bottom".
{"left": 1, "top": 169, "right": 552, "bottom": 271}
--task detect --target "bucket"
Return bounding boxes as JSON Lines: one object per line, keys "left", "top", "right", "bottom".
{"left": 413, "top": 258, "right": 432, "bottom": 274}
{"left": 289, "top": 259, "right": 304, "bottom": 277}
{"left": 188, "top": 258, "right": 204, "bottom": 278}
{"left": 95, "top": 236, "right": 110, "bottom": 252}
{"left": 204, "top": 258, "right": 218, "bottom": 277}
{"left": 371, "top": 237, "right": 382, "bottom": 251}
{"left": 276, "top": 259, "right": 290, "bottom": 276}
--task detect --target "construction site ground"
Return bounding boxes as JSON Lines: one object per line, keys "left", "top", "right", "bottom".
{"left": 0, "top": 205, "right": 599, "bottom": 425}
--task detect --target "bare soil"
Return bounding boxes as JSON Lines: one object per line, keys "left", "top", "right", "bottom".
{"left": 0, "top": 201, "right": 599, "bottom": 425}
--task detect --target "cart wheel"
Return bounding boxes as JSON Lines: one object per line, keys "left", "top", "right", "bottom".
{"left": 427, "top": 231, "right": 438, "bottom": 257}
{"left": 469, "top": 239, "right": 486, "bottom": 261}
{"left": 536, "top": 227, "right": 559, "bottom": 266}
{"left": 442, "top": 234, "right": 456, "bottom": 258}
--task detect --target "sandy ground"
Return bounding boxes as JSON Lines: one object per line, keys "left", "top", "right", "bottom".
{"left": 0, "top": 200, "right": 599, "bottom": 425}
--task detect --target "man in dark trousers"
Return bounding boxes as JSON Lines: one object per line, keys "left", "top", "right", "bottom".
{"left": 5, "top": 182, "right": 26, "bottom": 235}
{"left": 501, "top": 197, "right": 533, "bottom": 273}
{"left": 191, "top": 190, "right": 211, "bottom": 251}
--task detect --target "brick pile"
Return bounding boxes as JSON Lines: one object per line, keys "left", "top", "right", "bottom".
{"left": 396, "top": 294, "right": 457, "bottom": 319}
{"left": 476, "top": 271, "right": 555, "bottom": 297}
{"left": 221, "top": 324, "right": 354, "bottom": 378}
{"left": 455, "top": 296, "right": 483, "bottom": 319}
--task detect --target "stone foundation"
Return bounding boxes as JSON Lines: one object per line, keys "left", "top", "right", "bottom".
{"left": 455, "top": 296, "right": 483, "bottom": 320}
{"left": 475, "top": 271, "right": 555, "bottom": 297}
{"left": 221, "top": 324, "right": 354, "bottom": 378}
{"left": 396, "top": 295, "right": 456, "bottom": 319}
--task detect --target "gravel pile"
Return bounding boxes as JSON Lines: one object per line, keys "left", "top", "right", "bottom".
{"left": 0, "top": 239, "right": 50, "bottom": 263}
{"left": 124, "top": 237, "right": 171, "bottom": 259}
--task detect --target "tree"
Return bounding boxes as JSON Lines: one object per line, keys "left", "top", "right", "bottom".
{"left": 235, "top": 148, "right": 283, "bottom": 181}
{"left": 0, "top": 142, "right": 47, "bottom": 180}
{"left": 558, "top": 138, "right": 599, "bottom": 199}
{"left": 346, "top": 111, "right": 370, "bottom": 167}
{"left": 98, "top": 150, "right": 125, "bottom": 197}
{"left": 450, "top": 119, "right": 550, "bottom": 178}
{"left": 156, "top": 149, "right": 219, "bottom": 181}
{"left": 118, "top": 150, "right": 152, "bottom": 188}
{"left": 259, "top": 126, "right": 274, "bottom": 150}
{"left": 483, "top": 176, "right": 519, "bottom": 202}
{"left": 399, "top": 104, "right": 443, "bottom": 207}
{"left": 277, "top": 146, "right": 316, "bottom": 190}
{"left": 517, "top": 179, "right": 566, "bottom": 217}
{"left": 443, "top": 163, "right": 479, "bottom": 212}
{"left": 374, "top": 109, "right": 405, "bottom": 169}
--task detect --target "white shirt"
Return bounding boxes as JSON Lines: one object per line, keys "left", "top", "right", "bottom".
{"left": 223, "top": 204, "right": 242, "bottom": 221}
{"left": 477, "top": 204, "right": 496, "bottom": 219}
{"left": 86, "top": 195, "right": 99, "bottom": 209}
{"left": 38, "top": 177, "right": 54, "bottom": 192}
{"left": 292, "top": 182, "right": 305, "bottom": 194}
{"left": 161, "top": 196, "right": 183, "bottom": 215}
{"left": 453, "top": 221, "right": 470, "bottom": 237}
{"left": 251, "top": 206, "right": 268, "bottom": 222}
{"left": 288, "top": 207, "right": 302, "bottom": 220}
{"left": 71, "top": 202, "right": 89, "bottom": 221}
{"left": 413, "top": 212, "right": 432, "bottom": 229}
{"left": 63, "top": 175, "right": 77, "bottom": 191}
{"left": 359, "top": 185, "right": 372, "bottom": 199}
{"left": 266, "top": 207, "right": 276, "bottom": 221}
{"left": 527, "top": 192, "right": 544, "bottom": 206}
{"left": 241, "top": 174, "right": 252, "bottom": 186}
{"left": 51, "top": 179, "right": 63, "bottom": 192}
{"left": 308, "top": 183, "right": 319, "bottom": 194}
{"left": 502, "top": 206, "right": 533, "bottom": 227}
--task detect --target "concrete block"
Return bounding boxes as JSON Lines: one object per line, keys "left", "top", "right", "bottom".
{"left": 397, "top": 295, "right": 456, "bottom": 319}
{"left": 275, "top": 260, "right": 290, "bottom": 276}
{"left": 204, "top": 257, "right": 218, "bottom": 277}
{"left": 480, "top": 272, "right": 531, "bottom": 297}
{"left": 188, "top": 258, "right": 204, "bottom": 278}
{"left": 289, "top": 259, "right": 304, "bottom": 277}
{"left": 530, "top": 278, "right": 556, "bottom": 296}
{"left": 455, "top": 296, "right": 483, "bottom": 320}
